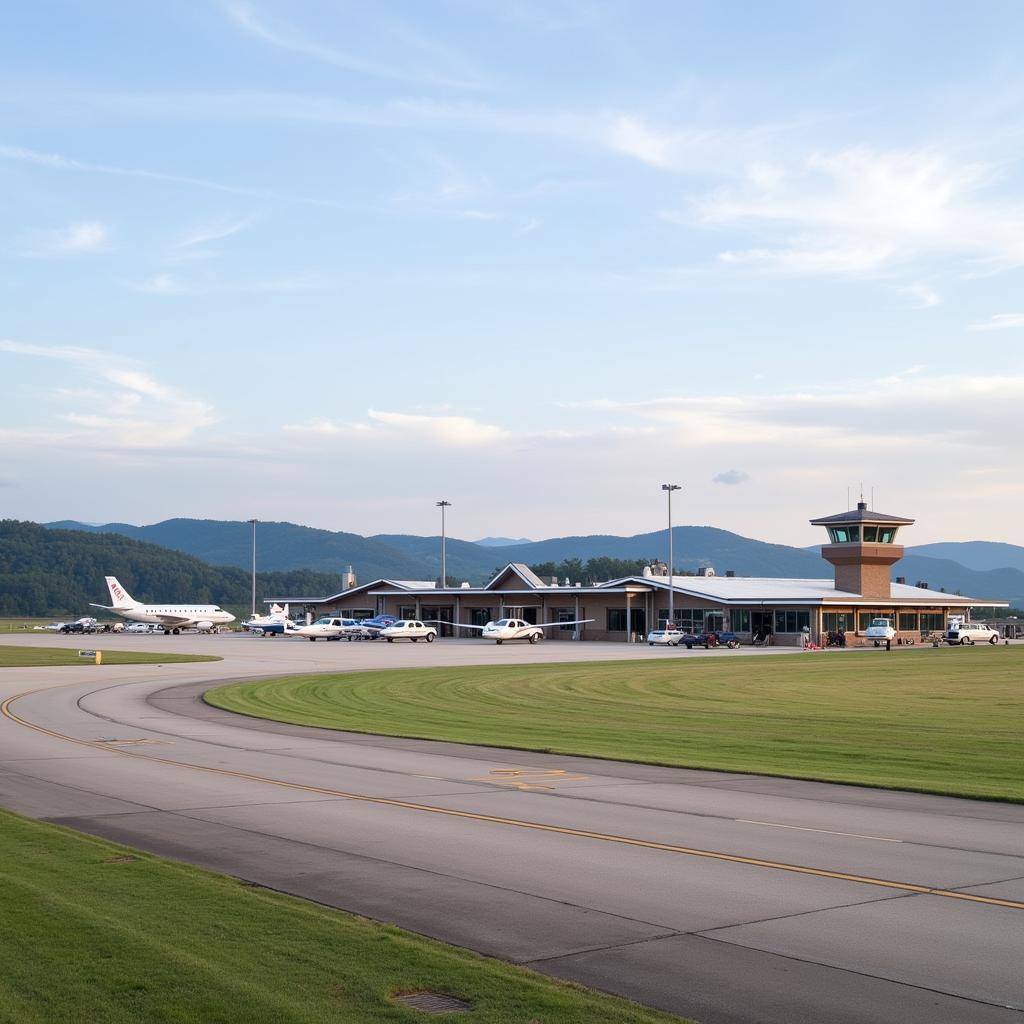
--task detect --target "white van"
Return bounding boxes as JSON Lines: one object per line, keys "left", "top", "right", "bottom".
{"left": 945, "top": 622, "right": 1000, "bottom": 646}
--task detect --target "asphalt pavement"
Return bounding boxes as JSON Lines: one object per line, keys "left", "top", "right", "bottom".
{"left": 1, "top": 632, "right": 1021, "bottom": 1024}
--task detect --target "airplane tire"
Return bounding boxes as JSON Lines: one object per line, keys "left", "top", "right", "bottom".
{"left": 164, "top": 630, "right": 171, "bottom": 635}
{"left": 496, "top": 639, "right": 503, "bottom": 645}
{"left": 412, "top": 638, "right": 418, "bottom": 642}
{"left": 308, "top": 637, "right": 316, "bottom": 642}
{"left": 426, "top": 633, "right": 434, "bottom": 642}
{"left": 874, "top": 640, "right": 880, "bottom": 647}
{"left": 528, "top": 633, "right": 539, "bottom": 644}
{"left": 173, "top": 628, "right": 180, "bottom": 635}
{"left": 990, "top": 635, "right": 998, "bottom": 644}
{"left": 387, "top": 638, "right": 393, "bottom": 643}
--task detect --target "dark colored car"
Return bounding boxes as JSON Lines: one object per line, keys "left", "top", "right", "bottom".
{"left": 59, "top": 622, "right": 94, "bottom": 634}
{"left": 681, "top": 630, "right": 740, "bottom": 650}
{"left": 359, "top": 614, "right": 398, "bottom": 637}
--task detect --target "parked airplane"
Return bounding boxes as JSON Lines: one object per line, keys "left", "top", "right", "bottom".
{"left": 438, "top": 616, "right": 594, "bottom": 644}
{"left": 91, "top": 576, "right": 235, "bottom": 634}
{"left": 288, "top": 616, "right": 368, "bottom": 641}
{"left": 242, "top": 604, "right": 294, "bottom": 636}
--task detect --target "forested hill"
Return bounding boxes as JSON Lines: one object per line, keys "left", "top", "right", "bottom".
{"left": 0, "top": 521, "right": 343, "bottom": 617}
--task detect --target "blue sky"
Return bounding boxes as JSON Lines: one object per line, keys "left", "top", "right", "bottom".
{"left": 2, "top": 1, "right": 1023, "bottom": 546}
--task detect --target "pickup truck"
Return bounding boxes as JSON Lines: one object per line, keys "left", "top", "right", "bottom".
{"left": 864, "top": 618, "right": 896, "bottom": 646}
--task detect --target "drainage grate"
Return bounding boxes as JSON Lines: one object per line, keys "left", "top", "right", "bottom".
{"left": 393, "top": 991, "right": 472, "bottom": 1015}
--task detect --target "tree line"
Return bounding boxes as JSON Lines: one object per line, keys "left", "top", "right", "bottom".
{"left": 0, "top": 520, "right": 344, "bottom": 617}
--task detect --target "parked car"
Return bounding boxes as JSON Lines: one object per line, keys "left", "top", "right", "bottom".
{"left": 59, "top": 621, "right": 95, "bottom": 634}
{"left": 945, "top": 622, "right": 1001, "bottom": 646}
{"left": 647, "top": 629, "right": 683, "bottom": 646}
{"left": 681, "top": 631, "right": 740, "bottom": 650}
{"left": 359, "top": 614, "right": 398, "bottom": 637}
{"left": 379, "top": 620, "right": 437, "bottom": 643}
{"left": 124, "top": 622, "right": 161, "bottom": 633}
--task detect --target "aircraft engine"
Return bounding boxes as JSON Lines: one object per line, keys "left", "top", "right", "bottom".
{"left": 196, "top": 619, "right": 214, "bottom": 632}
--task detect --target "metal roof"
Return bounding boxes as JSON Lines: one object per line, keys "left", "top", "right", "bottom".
{"left": 810, "top": 504, "right": 915, "bottom": 526}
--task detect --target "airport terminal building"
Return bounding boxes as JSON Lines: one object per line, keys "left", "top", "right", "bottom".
{"left": 270, "top": 503, "right": 1005, "bottom": 645}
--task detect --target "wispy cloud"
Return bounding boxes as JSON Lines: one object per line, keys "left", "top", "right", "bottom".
{"left": 173, "top": 215, "right": 256, "bottom": 250}
{"left": 284, "top": 410, "right": 508, "bottom": 447}
{"left": 679, "top": 145, "right": 1024, "bottom": 277}
{"left": 968, "top": 313, "right": 1024, "bottom": 331}
{"left": 29, "top": 220, "right": 110, "bottom": 256}
{"left": 221, "top": 1, "right": 482, "bottom": 89}
{"left": 0, "top": 143, "right": 343, "bottom": 207}
{"left": 0, "top": 339, "right": 217, "bottom": 447}
{"left": 125, "top": 272, "right": 324, "bottom": 296}
{"left": 902, "top": 283, "right": 941, "bottom": 308}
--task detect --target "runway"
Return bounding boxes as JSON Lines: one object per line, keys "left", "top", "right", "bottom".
{"left": 1, "top": 633, "right": 1022, "bottom": 1023}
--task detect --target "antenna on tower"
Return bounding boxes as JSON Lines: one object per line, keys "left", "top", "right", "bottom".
{"left": 871, "top": 487, "right": 874, "bottom": 510}
{"left": 859, "top": 482, "right": 864, "bottom": 503}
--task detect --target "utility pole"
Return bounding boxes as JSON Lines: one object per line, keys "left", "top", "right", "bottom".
{"left": 661, "top": 484, "right": 681, "bottom": 628}
{"left": 436, "top": 501, "right": 451, "bottom": 588}
{"left": 247, "top": 519, "right": 258, "bottom": 617}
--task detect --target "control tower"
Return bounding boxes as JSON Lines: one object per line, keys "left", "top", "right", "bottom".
{"left": 809, "top": 501, "right": 915, "bottom": 599}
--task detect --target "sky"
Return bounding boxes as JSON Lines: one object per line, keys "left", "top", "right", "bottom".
{"left": 1, "top": 0, "right": 1023, "bottom": 548}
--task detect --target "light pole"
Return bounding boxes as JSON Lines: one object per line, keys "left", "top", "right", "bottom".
{"left": 436, "top": 501, "right": 451, "bottom": 588}
{"left": 247, "top": 519, "right": 258, "bottom": 618}
{"left": 662, "top": 484, "right": 680, "bottom": 628}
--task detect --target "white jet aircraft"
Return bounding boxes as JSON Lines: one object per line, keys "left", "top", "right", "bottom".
{"left": 288, "top": 616, "right": 368, "bottom": 641}
{"left": 438, "top": 616, "right": 594, "bottom": 644}
{"left": 91, "top": 576, "right": 235, "bottom": 634}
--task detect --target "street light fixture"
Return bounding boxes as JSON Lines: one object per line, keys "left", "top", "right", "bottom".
{"left": 661, "top": 485, "right": 681, "bottom": 628}
{"left": 436, "top": 501, "right": 451, "bottom": 588}
{"left": 246, "top": 519, "right": 258, "bottom": 617}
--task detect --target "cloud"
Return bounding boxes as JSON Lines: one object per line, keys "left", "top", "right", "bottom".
{"left": 0, "top": 143, "right": 343, "bottom": 207}
{"left": 0, "top": 339, "right": 217, "bottom": 448}
{"left": 968, "top": 313, "right": 1024, "bottom": 331}
{"left": 173, "top": 215, "right": 256, "bottom": 250}
{"left": 221, "top": 1, "right": 481, "bottom": 89}
{"left": 31, "top": 220, "right": 110, "bottom": 255}
{"left": 283, "top": 410, "right": 508, "bottom": 447}
{"left": 712, "top": 469, "right": 750, "bottom": 485}
{"left": 902, "top": 283, "right": 941, "bottom": 308}
{"left": 678, "top": 145, "right": 1024, "bottom": 277}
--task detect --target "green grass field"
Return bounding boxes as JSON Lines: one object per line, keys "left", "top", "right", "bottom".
{"left": 0, "top": 808, "right": 685, "bottom": 1024}
{"left": 207, "top": 647, "right": 1024, "bottom": 801}
{"left": 0, "top": 646, "right": 220, "bottom": 668}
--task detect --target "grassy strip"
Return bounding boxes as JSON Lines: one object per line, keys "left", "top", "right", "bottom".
{"left": 0, "top": 808, "right": 686, "bottom": 1024}
{"left": 207, "top": 647, "right": 1024, "bottom": 801}
{"left": 0, "top": 646, "right": 220, "bottom": 667}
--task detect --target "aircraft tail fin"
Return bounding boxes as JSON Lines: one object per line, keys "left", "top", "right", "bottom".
{"left": 105, "top": 576, "right": 141, "bottom": 609}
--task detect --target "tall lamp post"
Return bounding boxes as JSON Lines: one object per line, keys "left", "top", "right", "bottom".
{"left": 247, "top": 519, "right": 258, "bottom": 618}
{"left": 661, "top": 484, "right": 680, "bottom": 628}
{"left": 436, "top": 501, "right": 451, "bottom": 588}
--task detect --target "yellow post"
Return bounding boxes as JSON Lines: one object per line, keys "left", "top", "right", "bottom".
{"left": 95, "top": 652, "right": 103, "bottom": 665}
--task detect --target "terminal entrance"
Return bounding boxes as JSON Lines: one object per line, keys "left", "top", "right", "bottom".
{"left": 751, "top": 610, "right": 773, "bottom": 640}
{"left": 422, "top": 606, "right": 453, "bottom": 637}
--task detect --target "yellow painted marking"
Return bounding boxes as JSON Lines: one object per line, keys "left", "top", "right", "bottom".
{"left": 3, "top": 689, "right": 1023, "bottom": 913}
{"left": 737, "top": 820, "right": 904, "bottom": 843}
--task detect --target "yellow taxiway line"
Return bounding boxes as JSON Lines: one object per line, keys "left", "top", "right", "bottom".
{"left": 3, "top": 686, "right": 1022, "bottom": 912}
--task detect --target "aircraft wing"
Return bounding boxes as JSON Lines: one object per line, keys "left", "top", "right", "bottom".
{"left": 425, "top": 620, "right": 487, "bottom": 630}
{"left": 153, "top": 614, "right": 194, "bottom": 625}
{"left": 533, "top": 618, "right": 596, "bottom": 629}
{"left": 89, "top": 603, "right": 115, "bottom": 610}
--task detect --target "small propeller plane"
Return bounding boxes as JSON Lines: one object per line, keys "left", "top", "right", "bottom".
{"left": 287, "top": 616, "right": 368, "bottom": 641}
{"left": 434, "top": 616, "right": 594, "bottom": 644}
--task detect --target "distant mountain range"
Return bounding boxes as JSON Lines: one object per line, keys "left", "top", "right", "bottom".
{"left": 474, "top": 536, "right": 533, "bottom": 547}
{"left": 44, "top": 519, "right": 1024, "bottom": 605}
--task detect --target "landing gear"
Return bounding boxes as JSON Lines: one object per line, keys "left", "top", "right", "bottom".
{"left": 425, "top": 633, "right": 434, "bottom": 642}
{"left": 528, "top": 633, "right": 540, "bottom": 644}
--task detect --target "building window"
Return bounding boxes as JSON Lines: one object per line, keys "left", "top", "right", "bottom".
{"left": 658, "top": 608, "right": 714, "bottom": 630}
{"left": 828, "top": 526, "right": 861, "bottom": 543}
{"left": 607, "top": 609, "right": 628, "bottom": 632}
{"left": 863, "top": 526, "right": 878, "bottom": 542}
{"left": 347, "top": 609, "right": 373, "bottom": 620}
{"left": 705, "top": 612, "right": 725, "bottom": 633}
{"left": 399, "top": 605, "right": 416, "bottom": 619}
{"left": 822, "top": 612, "right": 854, "bottom": 633}
{"left": 552, "top": 608, "right": 577, "bottom": 631}
{"left": 920, "top": 613, "right": 944, "bottom": 632}
{"left": 470, "top": 608, "right": 492, "bottom": 627}
{"left": 858, "top": 611, "right": 873, "bottom": 631}
{"left": 774, "top": 610, "right": 810, "bottom": 633}
{"left": 879, "top": 528, "right": 896, "bottom": 543}
{"left": 898, "top": 612, "right": 919, "bottom": 631}
{"left": 729, "top": 609, "right": 751, "bottom": 632}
